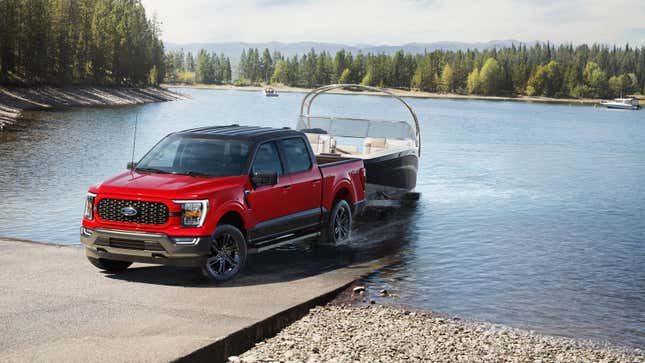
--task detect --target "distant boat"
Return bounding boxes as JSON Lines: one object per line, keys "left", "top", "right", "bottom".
{"left": 264, "top": 87, "right": 279, "bottom": 97}
{"left": 599, "top": 98, "right": 640, "bottom": 110}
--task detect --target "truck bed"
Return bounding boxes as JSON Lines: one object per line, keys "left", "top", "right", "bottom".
{"left": 316, "top": 154, "right": 361, "bottom": 168}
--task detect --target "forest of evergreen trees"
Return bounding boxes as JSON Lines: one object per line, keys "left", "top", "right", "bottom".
{"left": 1, "top": 0, "right": 643, "bottom": 99}
{"left": 164, "top": 49, "right": 232, "bottom": 85}
{"left": 168, "top": 43, "right": 645, "bottom": 99}
{"left": 0, "top": 0, "right": 165, "bottom": 86}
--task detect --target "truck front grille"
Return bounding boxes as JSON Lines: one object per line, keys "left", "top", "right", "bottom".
{"left": 97, "top": 198, "right": 169, "bottom": 225}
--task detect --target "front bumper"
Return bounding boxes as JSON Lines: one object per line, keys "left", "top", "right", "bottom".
{"left": 80, "top": 227, "right": 210, "bottom": 266}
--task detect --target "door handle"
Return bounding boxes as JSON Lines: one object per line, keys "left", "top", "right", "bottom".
{"left": 283, "top": 185, "right": 292, "bottom": 190}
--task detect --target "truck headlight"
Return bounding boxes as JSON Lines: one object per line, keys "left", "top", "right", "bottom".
{"left": 83, "top": 192, "right": 97, "bottom": 220}
{"left": 173, "top": 200, "right": 209, "bottom": 227}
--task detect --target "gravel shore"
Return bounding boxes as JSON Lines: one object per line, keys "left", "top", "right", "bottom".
{"left": 233, "top": 305, "right": 643, "bottom": 363}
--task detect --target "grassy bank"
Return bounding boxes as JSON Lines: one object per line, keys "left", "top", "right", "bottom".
{"left": 164, "top": 83, "right": 645, "bottom": 106}
{"left": 0, "top": 86, "right": 185, "bottom": 131}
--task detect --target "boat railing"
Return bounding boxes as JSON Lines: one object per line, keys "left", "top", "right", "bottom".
{"left": 298, "top": 84, "right": 421, "bottom": 156}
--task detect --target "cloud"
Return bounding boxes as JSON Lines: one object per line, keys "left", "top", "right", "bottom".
{"left": 141, "top": 0, "right": 645, "bottom": 45}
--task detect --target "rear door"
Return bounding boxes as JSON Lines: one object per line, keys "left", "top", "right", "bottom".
{"left": 278, "top": 137, "right": 323, "bottom": 230}
{"left": 246, "top": 141, "right": 292, "bottom": 242}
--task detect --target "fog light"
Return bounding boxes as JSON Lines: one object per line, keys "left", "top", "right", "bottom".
{"left": 80, "top": 226, "right": 93, "bottom": 237}
{"left": 171, "top": 237, "right": 200, "bottom": 245}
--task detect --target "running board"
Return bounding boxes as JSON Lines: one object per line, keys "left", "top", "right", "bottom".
{"left": 248, "top": 232, "right": 320, "bottom": 254}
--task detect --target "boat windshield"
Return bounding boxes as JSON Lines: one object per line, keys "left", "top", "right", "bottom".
{"left": 296, "top": 84, "right": 421, "bottom": 155}
{"left": 136, "top": 135, "right": 250, "bottom": 177}
{"left": 297, "top": 116, "right": 416, "bottom": 140}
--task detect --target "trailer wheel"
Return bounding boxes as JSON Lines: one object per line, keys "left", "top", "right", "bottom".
{"left": 202, "top": 224, "right": 247, "bottom": 282}
{"left": 87, "top": 256, "right": 132, "bottom": 272}
{"left": 322, "top": 199, "right": 353, "bottom": 244}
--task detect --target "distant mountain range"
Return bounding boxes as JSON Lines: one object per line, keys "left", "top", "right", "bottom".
{"left": 165, "top": 40, "right": 529, "bottom": 59}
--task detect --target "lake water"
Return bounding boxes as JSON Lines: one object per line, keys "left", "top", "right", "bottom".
{"left": 0, "top": 88, "right": 643, "bottom": 348}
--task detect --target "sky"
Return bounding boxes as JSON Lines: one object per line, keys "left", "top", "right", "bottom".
{"left": 141, "top": 0, "right": 645, "bottom": 46}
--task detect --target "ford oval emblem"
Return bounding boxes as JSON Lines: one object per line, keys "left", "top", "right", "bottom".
{"left": 121, "top": 206, "right": 138, "bottom": 217}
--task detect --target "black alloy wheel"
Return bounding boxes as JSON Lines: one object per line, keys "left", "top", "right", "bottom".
{"left": 202, "top": 224, "right": 247, "bottom": 282}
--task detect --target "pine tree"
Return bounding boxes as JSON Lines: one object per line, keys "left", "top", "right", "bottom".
{"left": 479, "top": 58, "right": 502, "bottom": 95}
{"left": 271, "top": 60, "right": 288, "bottom": 84}
{"left": 439, "top": 63, "right": 454, "bottom": 93}
{"left": 221, "top": 54, "right": 231, "bottom": 83}
{"left": 333, "top": 50, "right": 349, "bottom": 83}
{"left": 467, "top": 68, "right": 480, "bottom": 94}
{"left": 186, "top": 52, "right": 195, "bottom": 72}
{"left": 583, "top": 61, "right": 608, "bottom": 97}
{"left": 338, "top": 68, "right": 351, "bottom": 84}
{"left": 260, "top": 48, "right": 273, "bottom": 84}
{"left": 411, "top": 56, "right": 433, "bottom": 91}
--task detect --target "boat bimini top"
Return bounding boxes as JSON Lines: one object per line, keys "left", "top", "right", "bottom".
{"left": 297, "top": 84, "right": 421, "bottom": 158}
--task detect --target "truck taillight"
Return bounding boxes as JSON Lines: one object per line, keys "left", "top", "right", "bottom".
{"left": 360, "top": 168, "right": 366, "bottom": 191}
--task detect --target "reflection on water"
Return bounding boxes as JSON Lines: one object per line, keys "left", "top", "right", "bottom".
{"left": 0, "top": 88, "right": 644, "bottom": 348}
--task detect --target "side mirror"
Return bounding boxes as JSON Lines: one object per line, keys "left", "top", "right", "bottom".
{"left": 127, "top": 162, "right": 137, "bottom": 170}
{"left": 251, "top": 171, "right": 278, "bottom": 188}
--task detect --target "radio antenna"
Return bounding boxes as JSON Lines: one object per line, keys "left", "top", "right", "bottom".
{"left": 130, "top": 112, "right": 139, "bottom": 175}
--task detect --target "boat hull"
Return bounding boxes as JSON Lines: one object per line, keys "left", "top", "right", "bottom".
{"left": 603, "top": 104, "right": 639, "bottom": 110}
{"left": 363, "top": 150, "right": 418, "bottom": 192}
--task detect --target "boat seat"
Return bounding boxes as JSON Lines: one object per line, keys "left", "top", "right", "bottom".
{"left": 306, "top": 133, "right": 331, "bottom": 154}
{"left": 385, "top": 138, "right": 415, "bottom": 148}
{"left": 364, "top": 137, "right": 387, "bottom": 154}
{"left": 363, "top": 137, "right": 415, "bottom": 155}
{"left": 335, "top": 145, "right": 359, "bottom": 155}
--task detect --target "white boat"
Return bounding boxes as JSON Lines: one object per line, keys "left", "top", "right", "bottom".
{"left": 264, "top": 87, "right": 279, "bottom": 97}
{"left": 599, "top": 98, "right": 640, "bottom": 110}
{"left": 297, "top": 84, "right": 420, "bottom": 206}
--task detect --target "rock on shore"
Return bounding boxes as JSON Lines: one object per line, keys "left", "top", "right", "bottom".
{"left": 235, "top": 305, "right": 643, "bottom": 363}
{"left": 0, "top": 86, "right": 184, "bottom": 130}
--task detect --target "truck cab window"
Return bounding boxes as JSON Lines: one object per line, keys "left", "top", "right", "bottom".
{"left": 144, "top": 137, "right": 181, "bottom": 168}
{"left": 252, "top": 142, "right": 283, "bottom": 175}
{"left": 136, "top": 136, "right": 250, "bottom": 177}
{"left": 282, "top": 137, "right": 312, "bottom": 174}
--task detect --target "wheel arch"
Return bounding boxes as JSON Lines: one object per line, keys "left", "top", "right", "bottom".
{"left": 334, "top": 187, "right": 352, "bottom": 204}
{"left": 331, "top": 179, "right": 357, "bottom": 207}
{"left": 211, "top": 201, "right": 248, "bottom": 238}
{"left": 217, "top": 211, "right": 246, "bottom": 232}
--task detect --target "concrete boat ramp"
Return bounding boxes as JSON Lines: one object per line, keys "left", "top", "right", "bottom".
{"left": 0, "top": 238, "right": 391, "bottom": 362}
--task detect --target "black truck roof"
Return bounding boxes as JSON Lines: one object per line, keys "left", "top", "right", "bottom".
{"left": 174, "top": 125, "right": 304, "bottom": 142}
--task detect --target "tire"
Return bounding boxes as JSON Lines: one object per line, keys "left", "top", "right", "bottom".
{"left": 322, "top": 199, "right": 353, "bottom": 244}
{"left": 87, "top": 256, "right": 132, "bottom": 272}
{"left": 201, "top": 224, "right": 247, "bottom": 282}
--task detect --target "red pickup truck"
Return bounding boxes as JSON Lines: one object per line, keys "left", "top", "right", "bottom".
{"left": 81, "top": 125, "right": 366, "bottom": 281}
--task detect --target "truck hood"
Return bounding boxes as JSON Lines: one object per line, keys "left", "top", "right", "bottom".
{"left": 93, "top": 171, "right": 246, "bottom": 199}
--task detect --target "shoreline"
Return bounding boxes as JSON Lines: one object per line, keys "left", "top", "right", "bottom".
{"left": 236, "top": 304, "right": 643, "bottom": 362}
{"left": 0, "top": 86, "right": 185, "bottom": 131}
{"left": 164, "top": 83, "right": 642, "bottom": 106}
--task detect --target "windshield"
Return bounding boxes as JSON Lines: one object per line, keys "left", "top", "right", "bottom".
{"left": 136, "top": 135, "right": 250, "bottom": 177}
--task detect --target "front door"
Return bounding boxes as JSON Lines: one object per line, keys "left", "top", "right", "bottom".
{"left": 246, "top": 141, "right": 292, "bottom": 243}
